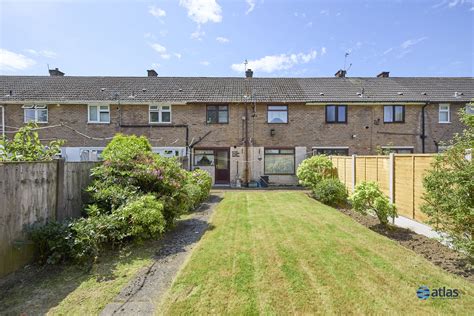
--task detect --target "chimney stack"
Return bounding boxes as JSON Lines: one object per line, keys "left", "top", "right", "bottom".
{"left": 377, "top": 71, "right": 390, "bottom": 78}
{"left": 245, "top": 68, "right": 253, "bottom": 78}
{"left": 147, "top": 69, "right": 158, "bottom": 77}
{"left": 49, "top": 67, "right": 64, "bottom": 77}
{"left": 335, "top": 69, "right": 346, "bottom": 78}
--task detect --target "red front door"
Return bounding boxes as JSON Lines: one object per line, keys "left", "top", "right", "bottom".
{"left": 214, "top": 149, "right": 230, "bottom": 184}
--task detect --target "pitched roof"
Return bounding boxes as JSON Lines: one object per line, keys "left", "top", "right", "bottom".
{"left": 0, "top": 76, "right": 472, "bottom": 103}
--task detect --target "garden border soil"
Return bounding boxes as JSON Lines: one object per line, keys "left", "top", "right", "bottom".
{"left": 337, "top": 207, "right": 473, "bottom": 283}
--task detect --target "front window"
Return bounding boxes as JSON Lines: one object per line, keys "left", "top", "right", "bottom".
{"left": 264, "top": 148, "right": 295, "bottom": 174}
{"left": 80, "top": 149, "right": 104, "bottom": 161}
{"left": 384, "top": 105, "right": 404, "bottom": 123}
{"left": 88, "top": 105, "right": 110, "bottom": 123}
{"left": 194, "top": 150, "right": 215, "bottom": 166}
{"left": 267, "top": 105, "right": 288, "bottom": 123}
{"left": 326, "top": 105, "right": 347, "bottom": 123}
{"left": 207, "top": 105, "right": 228, "bottom": 124}
{"left": 313, "top": 148, "right": 349, "bottom": 156}
{"left": 23, "top": 105, "right": 48, "bottom": 123}
{"left": 150, "top": 104, "right": 172, "bottom": 123}
{"left": 439, "top": 104, "right": 450, "bottom": 123}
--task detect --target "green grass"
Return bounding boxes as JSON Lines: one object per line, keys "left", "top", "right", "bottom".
{"left": 159, "top": 191, "right": 474, "bottom": 315}
{"left": 0, "top": 239, "right": 157, "bottom": 315}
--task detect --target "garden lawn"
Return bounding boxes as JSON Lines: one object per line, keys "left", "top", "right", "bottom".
{"left": 159, "top": 191, "right": 474, "bottom": 315}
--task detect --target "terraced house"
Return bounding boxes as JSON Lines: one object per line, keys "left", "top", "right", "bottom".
{"left": 1, "top": 69, "right": 473, "bottom": 186}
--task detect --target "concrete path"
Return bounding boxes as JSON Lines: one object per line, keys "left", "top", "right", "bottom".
{"left": 100, "top": 193, "right": 222, "bottom": 316}
{"left": 391, "top": 215, "right": 451, "bottom": 247}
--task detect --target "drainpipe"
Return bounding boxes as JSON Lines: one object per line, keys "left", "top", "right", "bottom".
{"left": 421, "top": 102, "right": 429, "bottom": 153}
{"left": 0, "top": 105, "right": 4, "bottom": 139}
{"left": 244, "top": 103, "right": 249, "bottom": 185}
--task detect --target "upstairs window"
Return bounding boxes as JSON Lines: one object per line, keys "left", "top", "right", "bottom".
{"left": 207, "top": 105, "right": 228, "bottom": 124}
{"left": 150, "top": 104, "right": 172, "bottom": 123}
{"left": 326, "top": 105, "right": 347, "bottom": 123}
{"left": 439, "top": 104, "right": 450, "bottom": 123}
{"left": 23, "top": 105, "right": 48, "bottom": 123}
{"left": 384, "top": 105, "right": 404, "bottom": 123}
{"left": 88, "top": 105, "right": 110, "bottom": 123}
{"left": 264, "top": 148, "right": 295, "bottom": 174}
{"left": 267, "top": 105, "right": 288, "bottom": 123}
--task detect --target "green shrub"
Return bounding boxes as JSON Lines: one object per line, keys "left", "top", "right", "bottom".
{"left": 421, "top": 111, "right": 474, "bottom": 261}
{"left": 114, "top": 195, "right": 166, "bottom": 241}
{"left": 0, "top": 123, "right": 64, "bottom": 161}
{"left": 86, "top": 183, "right": 139, "bottom": 212}
{"left": 312, "top": 178, "right": 348, "bottom": 206}
{"left": 296, "top": 155, "right": 334, "bottom": 188}
{"left": 349, "top": 181, "right": 397, "bottom": 227}
{"left": 101, "top": 133, "right": 151, "bottom": 163}
{"left": 29, "top": 221, "right": 73, "bottom": 264}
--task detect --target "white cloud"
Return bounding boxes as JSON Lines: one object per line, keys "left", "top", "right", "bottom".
{"left": 191, "top": 27, "right": 205, "bottom": 40}
{"left": 150, "top": 43, "right": 167, "bottom": 54}
{"left": 320, "top": 9, "right": 329, "bottom": 15}
{"left": 159, "top": 30, "right": 168, "bottom": 37}
{"left": 161, "top": 54, "right": 171, "bottom": 59}
{"left": 179, "top": 0, "right": 222, "bottom": 24}
{"left": 305, "top": 22, "right": 313, "bottom": 28}
{"left": 216, "top": 36, "right": 229, "bottom": 43}
{"left": 200, "top": 61, "right": 210, "bottom": 66}
{"left": 382, "top": 47, "right": 393, "bottom": 55}
{"left": 174, "top": 53, "right": 182, "bottom": 59}
{"left": 246, "top": 0, "right": 255, "bottom": 14}
{"left": 149, "top": 5, "right": 166, "bottom": 17}
{"left": 231, "top": 50, "right": 318, "bottom": 73}
{"left": 0, "top": 48, "right": 36, "bottom": 71}
{"left": 400, "top": 37, "right": 428, "bottom": 49}
{"left": 320, "top": 47, "right": 327, "bottom": 56}
{"left": 151, "top": 63, "right": 161, "bottom": 68}
{"left": 25, "top": 49, "right": 57, "bottom": 58}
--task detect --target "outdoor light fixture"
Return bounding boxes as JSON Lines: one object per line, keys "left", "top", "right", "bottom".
{"left": 270, "top": 128, "right": 275, "bottom": 136}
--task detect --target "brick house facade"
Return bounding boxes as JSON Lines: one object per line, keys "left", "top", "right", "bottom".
{"left": 1, "top": 75, "right": 472, "bottom": 185}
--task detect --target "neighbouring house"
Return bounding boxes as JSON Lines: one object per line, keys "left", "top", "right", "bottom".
{"left": 0, "top": 69, "right": 472, "bottom": 186}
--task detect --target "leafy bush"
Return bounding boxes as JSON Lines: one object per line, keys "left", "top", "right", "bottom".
{"left": 101, "top": 133, "right": 151, "bottom": 163}
{"left": 296, "top": 155, "right": 334, "bottom": 188}
{"left": 349, "top": 181, "right": 397, "bottom": 227}
{"left": 312, "top": 178, "right": 348, "bottom": 206}
{"left": 422, "top": 111, "right": 474, "bottom": 260}
{"left": 29, "top": 221, "right": 73, "bottom": 264}
{"left": 114, "top": 195, "right": 166, "bottom": 241}
{"left": 0, "top": 123, "right": 64, "bottom": 161}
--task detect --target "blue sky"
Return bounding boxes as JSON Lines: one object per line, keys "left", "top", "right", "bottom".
{"left": 0, "top": 0, "right": 473, "bottom": 77}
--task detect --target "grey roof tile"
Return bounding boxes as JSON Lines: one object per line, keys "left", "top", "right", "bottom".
{"left": 0, "top": 76, "right": 472, "bottom": 103}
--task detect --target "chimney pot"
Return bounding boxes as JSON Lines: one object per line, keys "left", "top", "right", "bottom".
{"left": 335, "top": 69, "right": 346, "bottom": 78}
{"left": 245, "top": 68, "right": 253, "bottom": 78}
{"left": 49, "top": 67, "right": 64, "bottom": 76}
{"left": 377, "top": 71, "right": 390, "bottom": 78}
{"left": 147, "top": 69, "right": 158, "bottom": 77}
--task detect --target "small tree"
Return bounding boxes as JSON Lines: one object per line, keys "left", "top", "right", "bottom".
{"left": 422, "top": 110, "right": 473, "bottom": 261}
{"left": 349, "top": 181, "right": 397, "bottom": 228}
{"left": 0, "top": 123, "right": 64, "bottom": 161}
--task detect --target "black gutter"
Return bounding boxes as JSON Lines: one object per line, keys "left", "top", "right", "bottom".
{"left": 421, "top": 102, "right": 429, "bottom": 153}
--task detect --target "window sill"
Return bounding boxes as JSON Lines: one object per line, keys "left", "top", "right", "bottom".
{"left": 325, "top": 122, "right": 347, "bottom": 124}
{"left": 87, "top": 122, "right": 110, "bottom": 125}
{"left": 149, "top": 122, "right": 172, "bottom": 125}
{"left": 383, "top": 121, "right": 405, "bottom": 124}
{"left": 25, "top": 121, "right": 48, "bottom": 124}
{"left": 438, "top": 121, "right": 451, "bottom": 124}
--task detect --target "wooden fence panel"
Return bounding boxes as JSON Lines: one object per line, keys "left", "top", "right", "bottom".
{"left": 330, "top": 154, "right": 436, "bottom": 224}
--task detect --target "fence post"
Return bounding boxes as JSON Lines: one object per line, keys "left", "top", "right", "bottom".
{"left": 389, "top": 153, "right": 395, "bottom": 224}
{"left": 55, "top": 158, "right": 65, "bottom": 221}
{"left": 351, "top": 154, "right": 356, "bottom": 193}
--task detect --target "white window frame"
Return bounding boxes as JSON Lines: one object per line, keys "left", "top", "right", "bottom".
{"left": 88, "top": 104, "right": 110, "bottom": 124}
{"left": 23, "top": 104, "right": 48, "bottom": 123}
{"left": 439, "top": 104, "right": 450, "bottom": 123}
{"left": 381, "top": 146, "right": 414, "bottom": 154}
{"left": 149, "top": 104, "right": 172, "bottom": 124}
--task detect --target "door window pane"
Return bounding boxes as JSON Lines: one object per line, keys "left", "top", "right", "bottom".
{"left": 215, "top": 151, "right": 228, "bottom": 169}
